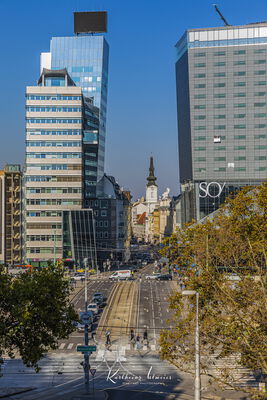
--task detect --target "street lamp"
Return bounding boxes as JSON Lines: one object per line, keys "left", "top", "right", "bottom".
{"left": 182, "top": 290, "right": 200, "bottom": 400}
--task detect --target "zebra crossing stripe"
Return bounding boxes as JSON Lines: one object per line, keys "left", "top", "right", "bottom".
{"left": 59, "top": 343, "right": 65, "bottom": 350}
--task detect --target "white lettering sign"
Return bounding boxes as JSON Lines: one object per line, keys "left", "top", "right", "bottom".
{"left": 199, "top": 182, "right": 226, "bottom": 198}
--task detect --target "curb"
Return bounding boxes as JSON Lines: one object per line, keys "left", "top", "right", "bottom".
{"left": 0, "top": 387, "right": 34, "bottom": 399}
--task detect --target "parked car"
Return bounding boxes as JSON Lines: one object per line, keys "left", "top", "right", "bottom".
{"left": 87, "top": 303, "right": 99, "bottom": 315}
{"left": 156, "top": 274, "right": 173, "bottom": 281}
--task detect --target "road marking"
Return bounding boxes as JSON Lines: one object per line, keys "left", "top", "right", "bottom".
{"left": 59, "top": 343, "right": 65, "bottom": 350}
{"left": 67, "top": 343, "right": 74, "bottom": 350}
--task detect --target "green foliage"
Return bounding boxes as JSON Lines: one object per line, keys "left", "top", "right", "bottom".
{"left": 0, "top": 265, "right": 78, "bottom": 370}
{"left": 159, "top": 183, "right": 267, "bottom": 398}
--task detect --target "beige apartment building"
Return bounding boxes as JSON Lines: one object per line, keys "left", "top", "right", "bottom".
{"left": 24, "top": 69, "right": 83, "bottom": 265}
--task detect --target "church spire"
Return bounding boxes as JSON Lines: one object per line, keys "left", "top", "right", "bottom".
{"left": 147, "top": 156, "right": 157, "bottom": 187}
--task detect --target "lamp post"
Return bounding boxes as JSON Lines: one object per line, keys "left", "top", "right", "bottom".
{"left": 182, "top": 290, "right": 200, "bottom": 400}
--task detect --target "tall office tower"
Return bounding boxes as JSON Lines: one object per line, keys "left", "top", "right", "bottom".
{"left": 0, "top": 165, "right": 22, "bottom": 265}
{"left": 175, "top": 23, "right": 267, "bottom": 222}
{"left": 24, "top": 69, "right": 83, "bottom": 266}
{"left": 40, "top": 12, "right": 109, "bottom": 193}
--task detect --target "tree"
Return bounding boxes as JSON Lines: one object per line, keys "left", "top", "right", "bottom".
{"left": 159, "top": 183, "right": 267, "bottom": 399}
{"left": 0, "top": 265, "right": 78, "bottom": 370}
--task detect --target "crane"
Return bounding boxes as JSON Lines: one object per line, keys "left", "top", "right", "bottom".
{"left": 213, "top": 4, "right": 231, "bottom": 26}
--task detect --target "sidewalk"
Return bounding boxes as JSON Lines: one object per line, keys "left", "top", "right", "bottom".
{"left": 0, "top": 388, "right": 33, "bottom": 398}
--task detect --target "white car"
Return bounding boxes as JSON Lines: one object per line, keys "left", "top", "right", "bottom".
{"left": 145, "top": 273, "right": 161, "bottom": 280}
{"left": 73, "top": 273, "right": 85, "bottom": 281}
{"left": 87, "top": 303, "right": 99, "bottom": 315}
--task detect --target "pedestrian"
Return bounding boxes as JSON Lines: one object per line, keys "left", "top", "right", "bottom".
{"left": 143, "top": 329, "right": 148, "bottom": 343}
{"left": 105, "top": 329, "right": 111, "bottom": 346}
{"left": 130, "top": 329, "right": 135, "bottom": 342}
{"left": 135, "top": 334, "right": 141, "bottom": 350}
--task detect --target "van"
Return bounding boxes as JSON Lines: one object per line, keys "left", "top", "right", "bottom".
{"left": 109, "top": 270, "right": 131, "bottom": 280}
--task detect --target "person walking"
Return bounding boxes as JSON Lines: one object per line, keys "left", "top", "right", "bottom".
{"left": 143, "top": 328, "right": 148, "bottom": 344}
{"left": 105, "top": 329, "right": 111, "bottom": 346}
{"left": 130, "top": 329, "right": 135, "bottom": 342}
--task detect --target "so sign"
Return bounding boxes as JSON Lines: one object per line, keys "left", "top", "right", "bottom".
{"left": 199, "top": 182, "right": 226, "bottom": 198}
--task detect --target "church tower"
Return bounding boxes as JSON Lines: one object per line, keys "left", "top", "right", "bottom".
{"left": 146, "top": 156, "right": 158, "bottom": 215}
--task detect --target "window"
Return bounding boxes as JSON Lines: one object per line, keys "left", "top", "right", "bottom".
{"left": 194, "top": 126, "right": 206, "bottom": 130}
{"left": 254, "top": 48, "right": 266, "bottom": 54}
{"left": 214, "top": 115, "right": 226, "bottom": 119}
{"left": 195, "top": 157, "right": 206, "bottom": 162}
{"left": 235, "top": 167, "right": 246, "bottom": 171}
{"left": 255, "top": 81, "right": 266, "bottom": 86}
{"left": 214, "top": 83, "right": 226, "bottom": 88}
{"left": 255, "top": 167, "right": 267, "bottom": 171}
{"left": 234, "top": 82, "right": 246, "bottom": 87}
{"left": 214, "top": 125, "right": 226, "bottom": 129}
{"left": 254, "top": 124, "right": 266, "bottom": 128}
{"left": 234, "top": 92, "right": 246, "bottom": 97}
{"left": 214, "top": 157, "right": 226, "bottom": 161}
{"left": 234, "top": 60, "right": 246, "bottom": 65}
{"left": 194, "top": 105, "right": 206, "bottom": 109}
{"left": 255, "top": 134, "right": 267, "bottom": 139}
{"left": 255, "top": 155, "right": 266, "bottom": 160}
{"left": 101, "top": 210, "right": 107, "bottom": 217}
{"left": 195, "top": 168, "right": 206, "bottom": 172}
{"left": 214, "top": 62, "right": 226, "bottom": 66}
{"left": 214, "top": 104, "right": 226, "bottom": 108}
{"left": 214, "top": 167, "right": 226, "bottom": 171}
{"left": 214, "top": 146, "right": 226, "bottom": 150}
{"left": 234, "top": 146, "right": 246, "bottom": 150}
{"left": 234, "top": 156, "right": 246, "bottom": 161}
{"left": 194, "top": 73, "right": 206, "bottom": 78}
{"left": 214, "top": 93, "right": 226, "bottom": 98}
{"left": 234, "top": 103, "right": 246, "bottom": 107}
{"left": 194, "top": 94, "right": 206, "bottom": 99}
{"left": 194, "top": 146, "right": 206, "bottom": 151}
{"left": 255, "top": 60, "right": 266, "bottom": 64}
{"left": 194, "top": 63, "right": 206, "bottom": 67}
{"left": 194, "top": 136, "right": 206, "bottom": 141}
{"left": 254, "top": 102, "right": 266, "bottom": 107}
{"left": 214, "top": 72, "right": 226, "bottom": 77}
{"left": 234, "top": 114, "right": 246, "bottom": 118}
{"left": 234, "top": 124, "right": 246, "bottom": 129}
{"left": 255, "top": 92, "right": 266, "bottom": 96}
{"left": 214, "top": 51, "right": 225, "bottom": 56}
{"left": 234, "top": 50, "right": 246, "bottom": 55}
{"left": 194, "top": 84, "right": 206, "bottom": 88}
{"left": 255, "top": 145, "right": 267, "bottom": 149}
{"left": 194, "top": 52, "right": 206, "bottom": 57}
{"left": 234, "top": 71, "right": 246, "bottom": 76}
{"left": 255, "top": 113, "right": 267, "bottom": 118}
{"left": 234, "top": 135, "right": 246, "bottom": 139}
{"left": 254, "top": 70, "right": 266, "bottom": 75}
{"left": 194, "top": 115, "right": 206, "bottom": 120}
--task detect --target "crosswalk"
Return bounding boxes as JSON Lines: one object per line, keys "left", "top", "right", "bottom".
{"left": 56, "top": 341, "right": 157, "bottom": 352}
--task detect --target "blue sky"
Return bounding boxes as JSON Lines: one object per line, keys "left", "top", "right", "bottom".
{"left": 1, "top": 0, "right": 267, "bottom": 199}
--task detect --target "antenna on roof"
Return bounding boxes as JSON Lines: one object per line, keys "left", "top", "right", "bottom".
{"left": 213, "top": 4, "right": 231, "bottom": 26}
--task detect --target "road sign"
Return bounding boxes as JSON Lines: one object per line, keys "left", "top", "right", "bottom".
{"left": 77, "top": 345, "right": 97, "bottom": 352}
{"left": 79, "top": 311, "right": 93, "bottom": 324}
{"left": 90, "top": 368, "right": 96, "bottom": 376}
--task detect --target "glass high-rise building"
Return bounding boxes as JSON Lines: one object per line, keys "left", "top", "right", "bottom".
{"left": 175, "top": 23, "right": 267, "bottom": 221}
{"left": 41, "top": 29, "right": 109, "bottom": 188}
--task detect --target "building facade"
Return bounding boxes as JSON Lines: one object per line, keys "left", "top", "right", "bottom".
{"left": 41, "top": 23, "right": 109, "bottom": 187}
{"left": 175, "top": 23, "right": 267, "bottom": 222}
{"left": 24, "top": 69, "right": 83, "bottom": 265}
{"left": 0, "top": 165, "right": 22, "bottom": 265}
